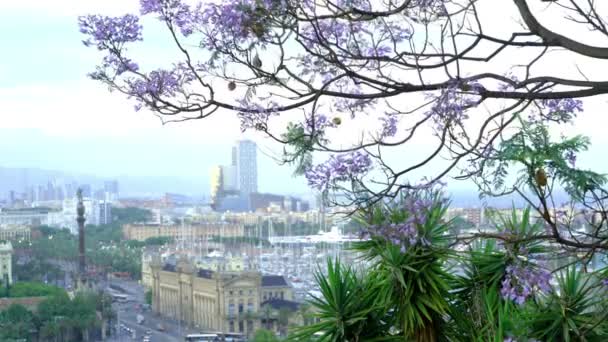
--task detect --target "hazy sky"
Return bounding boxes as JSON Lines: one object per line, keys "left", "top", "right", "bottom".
{"left": 0, "top": 0, "right": 316, "bottom": 195}
{"left": 1, "top": 1, "right": 607, "bottom": 197}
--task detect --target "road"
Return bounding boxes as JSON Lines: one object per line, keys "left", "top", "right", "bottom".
{"left": 105, "top": 279, "right": 202, "bottom": 342}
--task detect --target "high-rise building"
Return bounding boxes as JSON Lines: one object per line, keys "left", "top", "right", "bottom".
{"left": 99, "top": 201, "right": 112, "bottom": 225}
{"left": 231, "top": 146, "right": 238, "bottom": 167}
{"left": 104, "top": 180, "right": 119, "bottom": 200}
{"left": 234, "top": 140, "right": 258, "bottom": 197}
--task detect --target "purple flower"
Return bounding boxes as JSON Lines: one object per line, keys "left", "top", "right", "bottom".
{"left": 379, "top": 114, "right": 398, "bottom": 138}
{"left": 140, "top": 0, "right": 201, "bottom": 37}
{"left": 305, "top": 114, "right": 336, "bottom": 134}
{"left": 102, "top": 55, "right": 139, "bottom": 75}
{"left": 426, "top": 80, "right": 481, "bottom": 131}
{"left": 500, "top": 263, "right": 551, "bottom": 304}
{"left": 122, "top": 63, "right": 196, "bottom": 110}
{"left": 361, "top": 189, "right": 440, "bottom": 251}
{"left": 79, "top": 14, "right": 142, "bottom": 50}
{"left": 539, "top": 98, "right": 583, "bottom": 123}
{"left": 305, "top": 151, "right": 373, "bottom": 191}
{"left": 406, "top": 0, "right": 449, "bottom": 22}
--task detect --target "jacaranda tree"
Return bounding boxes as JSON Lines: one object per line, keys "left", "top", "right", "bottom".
{"left": 80, "top": 0, "right": 608, "bottom": 340}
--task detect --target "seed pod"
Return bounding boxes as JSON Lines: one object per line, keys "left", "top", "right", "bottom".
{"left": 535, "top": 168, "right": 547, "bottom": 187}
{"left": 253, "top": 54, "right": 262, "bottom": 68}
{"left": 332, "top": 117, "right": 342, "bottom": 125}
{"left": 228, "top": 81, "right": 236, "bottom": 91}
{"left": 252, "top": 22, "right": 264, "bottom": 38}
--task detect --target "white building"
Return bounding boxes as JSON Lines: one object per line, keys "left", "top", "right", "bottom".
{"left": 47, "top": 198, "right": 100, "bottom": 234}
{"left": 0, "top": 208, "right": 51, "bottom": 226}
{"left": 0, "top": 241, "right": 13, "bottom": 285}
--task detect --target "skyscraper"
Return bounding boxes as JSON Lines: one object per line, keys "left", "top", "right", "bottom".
{"left": 234, "top": 140, "right": 258, "bottom": 197}
{"left": 104, "top": 180, "right": 119, "bottom": 201}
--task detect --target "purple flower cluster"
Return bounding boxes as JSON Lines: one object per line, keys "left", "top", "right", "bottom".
{"left": 379, "top": 114, "right": 398, "bottom": 138}
{"left": 361, "top": 193, "right": 435, "bottom": 252}
{"left": 427, "top": 80, "right": 481, "bottom": 130}
{"left": 140, "top": 0, "right": 200, "bottom": 36}
{"left": 305, "top": 114, "right": 336, "bottom": 134}
{"left": 406, "top": 0, "right": 449, "bottom": 21}
{"left": 199, "top": 0, "right": 287, "bottom": 48}
{"left": 500, "top": 263, "right": 551, "bottom": 305}
{"left": 539, "top": 98, "right": 583, "bottom": 123}
{"left": 333, "top": 86, "right": 378, "bottom": 116}
{"left": 305, "top": 151, "right": 373, "bottom": 191}
{"left": 79, "top": 14, "right": 142, "bottom": 50}
{"left": 298, "top": 2, "right": 411, "bottom": 80}
{"left": 102, "top": 55, "right": 139, "bottom": 75}
{"left": 124, "top": 63, "right": 196, "bottom": 110}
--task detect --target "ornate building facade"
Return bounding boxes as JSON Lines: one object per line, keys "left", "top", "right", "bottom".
{"left": 149, "top": 257, "right": 293, "bottom": 337}
{"left": 123, "top": 223, "right": 244, "bottom": 241}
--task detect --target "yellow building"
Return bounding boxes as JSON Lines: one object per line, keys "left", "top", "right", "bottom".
{"left": 149, "top": 257, "right": 294, "bottom": 337}
{"left": 0, "top": 242, "right": 13, "bottom": 285}
{"left": 123, "top": 223, "right": 245, "bottom": 241}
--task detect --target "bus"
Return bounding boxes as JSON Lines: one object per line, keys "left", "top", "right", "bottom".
{"left": 110, "top": 293, "right": 129, "bottom": 302}
{"left": 184, "top": 334, "right": 220, "bottom": 341}
{"left": 184, "top": 333, "right": 246, "bottom": 342}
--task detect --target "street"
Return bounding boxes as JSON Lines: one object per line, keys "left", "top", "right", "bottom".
{"left": 103, "top": 279, "right": 202, "bottom": 342}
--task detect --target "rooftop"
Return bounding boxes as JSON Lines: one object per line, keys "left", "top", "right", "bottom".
{"left": 262, "top": 275, "right": 288, "bottom": 287}
{"left": 261, "top": 298, "right": 300, "bottom": 311}
{"left": 197, "top": 269, "right": 214, "bottom": 279}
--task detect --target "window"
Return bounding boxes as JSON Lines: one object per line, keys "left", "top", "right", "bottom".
{"left": 228, "top": 303, "right": 235, "bottom": 316}
{"left": 247, "top": 300, "right": 254, "bottom": 313}
{"left": 280, "top": 292, "right": 284, "bottom": 300}
{"left": 247, "top": 320, "right": 254, "bottom": 333}
{"left": 248, "top": 289, "right": 253, "bottom": 295}
{"left": 229, "top": 290, "right": 233, "bottom": 296}
{"left": 239, "top": 290, "right": 243, "bottom": 296}
{"left": 229, "top": 321, "right": 235, "bottom": 332}
{"left": 239, "top": 320, "right": 244, "bottom": 333}
{"left": 238, "top": 303, "right": 244, "bottom": 314}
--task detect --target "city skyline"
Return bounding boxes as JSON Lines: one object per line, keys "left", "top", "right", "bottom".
{"left": 2, "top": 1, "right": 607, "bottom": 201}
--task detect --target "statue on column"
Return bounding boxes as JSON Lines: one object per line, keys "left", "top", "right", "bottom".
{"left": 76, "top": 188, "right": 88, "bottom": 290}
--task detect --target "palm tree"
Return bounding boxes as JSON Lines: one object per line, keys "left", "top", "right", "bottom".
{"left": 528, "top": 267, "right": 608, "bottom": 341}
